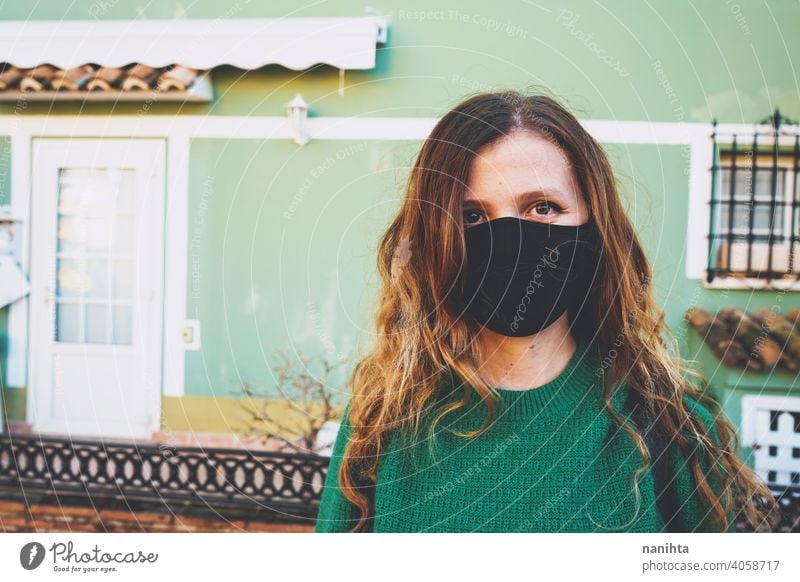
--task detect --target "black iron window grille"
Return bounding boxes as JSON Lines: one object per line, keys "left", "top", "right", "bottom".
{"left": 707, "top": 110, "right": 800, "bottom": 284}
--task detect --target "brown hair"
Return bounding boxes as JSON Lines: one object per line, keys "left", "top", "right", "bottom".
{"left": 337, "top": 88, "right": 778, "bottom": 532}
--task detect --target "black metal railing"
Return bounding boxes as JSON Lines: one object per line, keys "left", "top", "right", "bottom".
{"left": 735, "top": 485, "right": 800, "bottom": 533}
{"left": 769, "top": 485, "right": 800, "bottom": 533}
{"left": 0, "top": 434, "right": 330, "bottom": 524}
{"left": 707, "top": 109, "right": 800, "bottom": 284}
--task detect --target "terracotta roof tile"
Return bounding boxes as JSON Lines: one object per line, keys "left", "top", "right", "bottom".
{"left": 0, "top": 62, "right": 199, "bottom": 94}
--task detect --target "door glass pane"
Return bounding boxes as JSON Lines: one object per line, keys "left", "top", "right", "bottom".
{"left": 112, "top": 305, "right": 133, "bottom": 345}
{"left": 112, "top": 260, "right": 134, "bottom": 299}
{"left": 56, "top": 258, "right": 88, "bottom": 297}
{"left": 85, "top": 303, "right": 108, "bottom": 344}
{"left": 85, "top": 258, "right": 109, "bottom": 299}
{"left": 113, "top": 212, "right": 135, "bottom": 255}
{"left": 83, "top": 216, "right": 114, "bottom": 251}
{"left": 54, "top": 167, "right": 136, "bottom": 345}
{"left": 114, "top": 168, "right": 136, "bottom": 213}
{"left": 57, "top": 181, "right": 83, "bottom": 214}
{"left": 56, "top": 216, "right": 83, "bottom": 253}
{"left": 55, "top": 302, "right": 80, "bottom": 343}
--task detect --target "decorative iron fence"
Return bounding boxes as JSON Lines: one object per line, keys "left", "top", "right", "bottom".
{"left": 758, "top": 485, "right": 800, "bottom": 533}
{"left": 707, "top": 110, "right": 800, "bottom": 284}
{"left": 0, "top": 434, "right": 329, "bottom": 524}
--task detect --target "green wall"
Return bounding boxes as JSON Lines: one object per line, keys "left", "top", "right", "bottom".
{"left": 185, "top": 138, "right": 419, "bottom": 399}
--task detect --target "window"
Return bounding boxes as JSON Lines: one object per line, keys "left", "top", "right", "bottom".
{"left": 707, "top": 112, "right": 800, "bottom": 285}
{"left": 54, "top": 167, "right": 136, "bottom": 345}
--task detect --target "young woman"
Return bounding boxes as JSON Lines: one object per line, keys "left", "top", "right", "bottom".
{"left": 314, "top": 89, "right": 777, "bottom": 533}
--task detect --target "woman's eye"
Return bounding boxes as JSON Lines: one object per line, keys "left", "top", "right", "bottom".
{"left": 464, "top": 209, "right": 485, "bottom": 225}
{"left": 531, "top": 201, "right": 560, "bottom": 216}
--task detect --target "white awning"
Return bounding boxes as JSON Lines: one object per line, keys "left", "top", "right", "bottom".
{"left": 0, "top": 16, "right": 389, "bottom": 71}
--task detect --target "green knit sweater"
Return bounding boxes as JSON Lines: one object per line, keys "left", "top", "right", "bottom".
{"left": 315, "top": 343, "right": 736, "bottom": 533}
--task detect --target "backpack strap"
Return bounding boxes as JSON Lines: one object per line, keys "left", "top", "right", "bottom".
{"left": 625, "top": 388, "right": 685, "bottom": 533}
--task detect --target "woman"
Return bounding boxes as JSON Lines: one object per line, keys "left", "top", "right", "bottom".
{"left": 314, "top": 89, "right": 776, "bottom": 533}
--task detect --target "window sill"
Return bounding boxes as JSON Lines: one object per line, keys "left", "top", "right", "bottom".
{"left": 702, "top": 276, "right": 800, "bottom": 292}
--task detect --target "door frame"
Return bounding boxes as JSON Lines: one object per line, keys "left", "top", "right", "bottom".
{"left": 27, "top": 137, "right": 167, "bottom": 439}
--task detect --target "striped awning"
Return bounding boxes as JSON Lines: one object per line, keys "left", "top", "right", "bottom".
{"left": 0, "top": 15, "right": 389, "bottom": 71}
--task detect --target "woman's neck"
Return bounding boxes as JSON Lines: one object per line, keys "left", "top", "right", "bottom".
{"left": 473, "top": 313, "right": 577, "bottom": 391}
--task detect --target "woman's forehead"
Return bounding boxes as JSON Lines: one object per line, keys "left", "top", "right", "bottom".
{"left": 466, "top": 132, "right": 579, "bottom": 206}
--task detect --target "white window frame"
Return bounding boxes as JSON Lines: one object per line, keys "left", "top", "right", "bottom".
{"left": 709, "top": 152, "right": 798, "bottom": 283}
{"left": 691, "top": 124, "right": 800, "bottom": 291}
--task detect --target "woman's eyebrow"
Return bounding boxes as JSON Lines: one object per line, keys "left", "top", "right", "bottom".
{"left": 514, "top": 188, "right": 569, "bottom": 202}
{"left": 463, "top": 188, "right": 569, "bottom": 205}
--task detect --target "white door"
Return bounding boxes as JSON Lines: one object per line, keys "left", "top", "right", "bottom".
{"left": 29, "top": 139, "right": 166, "bottom": 439}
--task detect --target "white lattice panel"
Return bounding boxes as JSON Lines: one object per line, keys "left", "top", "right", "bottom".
{"left": 741, "top": 395, "right": 800, "bottom": 488}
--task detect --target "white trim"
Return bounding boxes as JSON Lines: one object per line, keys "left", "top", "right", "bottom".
{"left": 741, "top": 394, "right": 800, "bottom": 446}
{"left": 148, "top": 140, "right": 168, "bottom": 431}
{"left": 0, "top": 115, "right": 437, "bottom": 141}
{"left": 162, "top": 134, "right": 189, "bottom": 398}
{"left": 8, "top": 132, "right": 31, "bottom": 389}
{"left": 0, "top": 16, "right": 389, "bottom": 71}
{"left": 581, "top": 120, "right": 708, "bottom": 145}
{"left": 686, "top": 128, "right": 714, "bottom": 281}
{"left": 706, "top": 278, "right": 800, "bottom": 291}
{"left": 709, "top": 124, "right": 800, "bottom": 141}
{"left": 0, "top": 116, "right": 715, "bottom": 143}
{"left": 741, "top": 393, "right": 800, "bottom": 488}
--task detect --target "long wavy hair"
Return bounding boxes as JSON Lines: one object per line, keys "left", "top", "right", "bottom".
{"left": 337, "top": 88, "right": 778, "bottom": 532}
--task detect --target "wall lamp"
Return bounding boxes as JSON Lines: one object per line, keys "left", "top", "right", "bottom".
{"left": 286, "top": 93, "right": 310, "bottom": 145}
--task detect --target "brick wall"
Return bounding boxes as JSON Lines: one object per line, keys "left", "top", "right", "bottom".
{"left": 0, "top": 500, "right": 315, "bottom": 533}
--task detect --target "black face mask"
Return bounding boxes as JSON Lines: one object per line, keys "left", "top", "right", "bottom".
{"left": 457, "top": 216, "right": 599, "bottom": 337}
